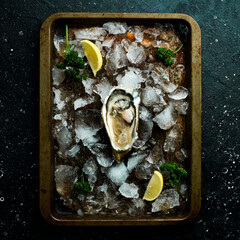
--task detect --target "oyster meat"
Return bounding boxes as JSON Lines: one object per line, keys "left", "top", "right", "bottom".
{"left": 102, "top": 85, "right": 140, "bottom": 162}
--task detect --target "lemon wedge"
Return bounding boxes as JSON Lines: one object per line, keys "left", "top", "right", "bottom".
{"left": 81, "top": 40, "right": 103, "bottom": 77}
{"left": 143, "top": 171, "right": 163, "bottom": 201}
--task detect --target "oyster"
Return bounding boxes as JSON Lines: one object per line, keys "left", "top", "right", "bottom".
{"left": 102, "top": 85, "right": 140, "bottom": 162}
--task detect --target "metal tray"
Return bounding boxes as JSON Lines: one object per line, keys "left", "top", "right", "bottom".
{"left": 39, "top": 12, "right": 201, "bottom": 226}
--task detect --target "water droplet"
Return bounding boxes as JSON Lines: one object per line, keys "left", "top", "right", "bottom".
{"left": 0, "top": 197, "right": 4, "bottom": 202}
{"left": 222, "top": 167, "right": 228, "bottom": 174}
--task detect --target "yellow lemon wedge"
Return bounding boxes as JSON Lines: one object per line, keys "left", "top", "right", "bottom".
{"left": 81, "top": 40, "right": 103, "bottom": 77}
{"left": 143, "top": 171, "right": 163, "bottom": 201}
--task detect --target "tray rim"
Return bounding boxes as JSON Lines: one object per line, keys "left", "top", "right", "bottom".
{"left": 39, "top": 12, "right": 201, "bottom": 226}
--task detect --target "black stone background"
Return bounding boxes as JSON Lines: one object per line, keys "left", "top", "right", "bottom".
{"left": 0, "top": 0, "right": 239, "bottom": 239}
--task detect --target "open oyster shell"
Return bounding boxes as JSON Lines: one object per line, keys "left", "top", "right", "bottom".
{"left": 102, "top": 85, "right": 140, "bottom": 162}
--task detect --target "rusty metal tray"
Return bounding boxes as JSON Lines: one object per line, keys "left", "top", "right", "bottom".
{"left": 40, "top": 12, "right": 201, "bottom": 226}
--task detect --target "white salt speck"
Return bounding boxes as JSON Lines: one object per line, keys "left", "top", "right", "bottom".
{"left": 19, "top": 31, "right": 23, "bottom": 36}
{"left": 20, "top": 109, "right": 26, "bottom": 114}
{"left": 215, "top": 39, "right": 219, "bottom": 42}
{"left": 214, "top": 16, "right": 217, "bottom": 19}
{"left": 0, "top": 170, "right": 3, "bottom": 178}
{"left": 10, "top": 49, "right": 13, "bottom": 51}
{"left": 0, "top": 197, "right": 4, "bottom": 202}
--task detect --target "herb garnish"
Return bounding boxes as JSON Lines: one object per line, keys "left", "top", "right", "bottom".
{"left": 159, "top": 162, "right": 187, "bottom": 194}
{"left": 74, "top": 173, "right": 91, "bottom": 194}
{"left": 56, "top": 25, "right": 88, "bottom": 82}
{"left": 156, "top": 44, "right": 183, "bottom": 67}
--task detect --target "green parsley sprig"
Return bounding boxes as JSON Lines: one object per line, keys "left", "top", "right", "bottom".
{"left": 74, "top": 173, "right": 91, "bottom": 194}
{"left": 159, "top": 162, "right": 187, "bottom": 194}
{"left": 56, "top": 25, "right": 88, "bottom": 82}
{"left": 156, "top": 44, "right": 183, "bottom": 67}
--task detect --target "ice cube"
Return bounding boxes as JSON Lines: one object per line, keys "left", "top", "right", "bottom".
{"left": 66, "top": 145, "right": 80, "bottom": 158}
{"left": 121, "top": 38, "right": 130, "bottom": 51}
{"left": 97, "top": 182, "right": 108, "bottom": 193}
{"left": 54, "top": 125, "right": 72, "bottom": 154}
{"left": 151, "top": 68, "right": 170, "bottom": 83}
{"left": 94, "top": 40, "right": 102, "bottom": 51}
{"left": 53, "top": 33, "right": 65, "bottom": 56}
{"left": 175, "top": 148, "right": 188, "bottom": 162}
{"left": 53, "top": 33, "right": 64, "bottom": 52}
{"left": 141, "top": 86, "right": 159, "bottom": 107}
{"left": 53, "top": 88, "right": 65, "bottom": 111}
{"left": 141, "top": 86, "right": 166, "bottom": 107}
{"left": 170, "top": 99, "right": 189, "bottom": 115}
{"left": 75, "top": 109, "right": 104, "bottom": 146}
{"left": 135, "top": 32, "right": 144, "bottom": 42}
{"left": 93, "top": 77, "right": 112, "bottom": 103}
{"left": 97, "top": 182, "right": 121, "bottom": 209}
{"left": 170, "top": 64, "right": 185, "bottom": 84}
{"left": 128, "top": 199, "right": 145, "bottom": 216}
{"left": 73, "top": 27, "right": 107, "bottom": 41}
{"left": 132, "top": 198, "right": 145, "bottom": 209}
{"left": 168, "top": 86, "right": 188, "bottom": 100}
{"left": 54, "top": 114, "right": 63, "bottom": 120}
{"left": 127, "top": 151, "right": 148, "bottom": 172}
{"left": 179, "top": 183, "right": 187, "bottom": 198}
{"left": 103, "top": 22, "right": 128, "bottom": 35}
{"left": 105, "top": 43, "right": 128, "bottom": 74}
{"left": 88, "top": 143, "right": 114, "bottom": 167}
{"left": 84, "top": 195, "right": 103, "bottom": 213}
{"left": 73, "top": 96, "right": 95, "bottom": 110}
{"left": 129, "top": 26, "right": 144, "bottom": 42}
{"left": 152, "top": 104, "right": 164, "bottom": 114}
{"left": 119, "top": 183, "right": 139, "bottom": 198}
{"left": 135, "top": 161, "right": 156, "bottom": 180}
{"left": 83, "top": 158, "right": 98, "bottom": 187}
{"left": 52, "top": 66, "right": 65, "bottom": 86}
{"left": 82, "top": 78, "right": 97, "bottom": 95}
{"left": 54, "top": 113, "right": 68, "bottom": 127}
{"left": 116, "top": 67, "right": 144, "bottom": 89}
{"left": 151, "top": 189, "right": 180, "bottom": 212}
{"left": 146, "top": 141, "right": 165, "bottom": 164}
{"left": 102, "top": 36, "right": 115, "bottom": 48}
{"left": 77, "top": 194, "right": 85, "bottom": 202}
{"left": 126, "top": 42, "right": 146, "bottom": 65}
{"left": 106, "top": 162, "right": 129, "bottom": 186}
{"left": 133, "top": 106, "right": 153, "bottom": 148}
{"left": 55, "top": 165, "right": 78, "bottom": 196}
{"left": 69, "top": 40, "right": 85, "bottom": 58}
{"left": 153, "top": 105, "right": 177, "bottom": 130}
{"left": 77, "top": 209, "right": 84, "bottom": 216}
{"left": 143, "top": 27, "right": 161, "bottom": 41}
{"left": 151, "top": 70, "right": 178, "bottom": 93}
{"left": 163, "top": 124, "right": 183, "bottom": 152}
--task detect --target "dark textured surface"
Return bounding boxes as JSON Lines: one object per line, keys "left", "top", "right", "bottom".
{"left": 0, "top": 0, "right": 240, "bottom": 239}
